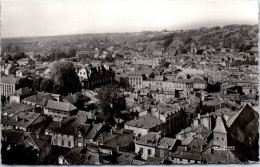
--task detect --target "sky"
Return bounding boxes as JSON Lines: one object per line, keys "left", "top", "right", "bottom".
{"left": 1, "top": 0, "right": 258, "bottom": 37}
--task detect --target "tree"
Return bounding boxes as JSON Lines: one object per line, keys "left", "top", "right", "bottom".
{"left": 149, "top": 72, "right": 155, "bottom": 78}
{"left": 17, "top": 77, "right": 33, "bottom": 89}
{"left": 2, "top": 145, "right": 38, "bottom": 164}
{"left": 51, "top": 62, "right": 82, "bottom": 95}
{"left": 96, "top": 85, "right": 126, "bottom": 123}
{"left": 74, "top": 92, "right": 90, "bottom": 110}
{"left": 40, "top": 78, "right": 53, "bottom": 93}
{"left": 32, "top": 77, "right": 42, "bottom": 91}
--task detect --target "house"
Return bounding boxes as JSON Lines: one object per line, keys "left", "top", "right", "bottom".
{"left": 45, "top": 116, "right": 86, "bottom": 148}
{"left": 58, "top": 147, "right": 102, "bottom": 165}
{"left": 95, "top": 129, "right": 134, "bottom": 151}
{"left": 44, "top": 100, "right": 77, "bottom": 121}
{"left": 2, "top": 130, "right": 52, "bottom": 163}
{"left": 1, "top": 76, "right": 18, "bottom": 97}
{"left": 10, "top": 87, "right": 36, "bottom": 103}
{"left": 135, "top": 132, "right": 179, "bottom": 160}
{"left": 1, "top": 111, "right": 51, "bottom": 134}
{"left": 1, "top": 63, "right": 16, "bottom": 75}
{"left": 22, "top": 92, "right": 57, "bottom": 109}
{"left": 170, "top": 151, "right": 202, "bottom": 164}
{"left": 17, "top": 58, "right": 34, "bottom": 66}
{"left": 16, "top": 69, "right": 34, "bottom": 77}
{"left": 124, "top": 115, "right": 163, "bottom": 138}
{"left": 78, "top": 64, "right": 115, "bottom": 89}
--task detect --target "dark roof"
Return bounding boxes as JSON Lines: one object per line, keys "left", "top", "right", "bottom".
{"left": 1, "top": 111, "right": 43, "bottom": 128}
{"left": 2, "top": 129, "right": 24, "bottom": 143}
{"left": 45, "top": 116, "right": 82, "bottom": 135}
{"left": 63, "top": 147, "right": 101, "bottom": 165}
{"left": 84, "top": 123, "right": 103, "bottom": 139}
{"left": 226, "top": 104, "right": 259, "bottom": 161}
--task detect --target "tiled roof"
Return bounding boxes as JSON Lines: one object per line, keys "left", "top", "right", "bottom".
{"left": 46, "top": 100, "right": 77, "bottom": 112}
{"left": 125, "top": 115, "right": 162, "bottom": 129}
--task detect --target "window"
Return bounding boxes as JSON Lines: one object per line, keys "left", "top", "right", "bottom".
{"left": 180, "top": 158, "right": 182, "bottom": 161}
{"left": 222, "top": 138, "right": 224, "bottom": 140}
{"left": 148, "top": 149, "right": 151, "bottom": 155}
{"left": 140, "top": 147, "right": 143, "bottom": 153}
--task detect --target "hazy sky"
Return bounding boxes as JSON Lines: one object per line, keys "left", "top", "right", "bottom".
{"left": 1, "top": 0, "right": 258, "bottom": 37}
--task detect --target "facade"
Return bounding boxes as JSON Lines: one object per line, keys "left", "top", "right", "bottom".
{"left": 1, "top": 76, "right": 18, "bottom": 97}
{"left": 43, "top": 100, "right": 77, "bottom": 121}
{"left": 132, "top": 56, "right": 166, "bottom": 67}
{"left": 78, "top": 64, "right": 115, "bottom": 89}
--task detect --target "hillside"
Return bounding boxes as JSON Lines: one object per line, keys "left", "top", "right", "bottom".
{"left": 1, "top": 24, "right": 258, "bottom": 55}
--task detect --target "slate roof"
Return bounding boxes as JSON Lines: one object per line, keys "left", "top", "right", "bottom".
{"left": 46, "top": 100, "right": 77, "bottom": 111}
{"left": 84, "top": 123, "right": 103, "bottom": 139}
{"left": 125, "top": 115, "right": 162, "bottom": 129}
{"left": 22, "top": 92, "right": 56, "bottom": 106}
{"left": 2, "top": 129, "right": 24, "bottom": 143}
{"left": 1, "top": 111, "right": 43, "bottom": 128}
{"left": 45, "top": 116, "right": 82, "bottom": 135}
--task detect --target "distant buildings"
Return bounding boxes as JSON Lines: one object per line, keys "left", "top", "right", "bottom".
{"left": 78, "top": 64, "right": 115, "bottom": 89}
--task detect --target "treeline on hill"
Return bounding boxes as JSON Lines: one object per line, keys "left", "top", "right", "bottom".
{"left": 1, "top": 24, "right": 258, "bottom": 56}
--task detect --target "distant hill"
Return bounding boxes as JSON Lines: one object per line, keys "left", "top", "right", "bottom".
{"left": 1, "top": 24, "right": 258, "bottom": 55}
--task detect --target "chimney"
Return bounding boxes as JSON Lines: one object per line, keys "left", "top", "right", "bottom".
{"left": 16, "top": 116, "right": 20, "bottom": 122}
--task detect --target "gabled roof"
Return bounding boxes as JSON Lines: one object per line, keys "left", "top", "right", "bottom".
{"left": 46, "top": 100, "right": 77, "bottom": 111}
